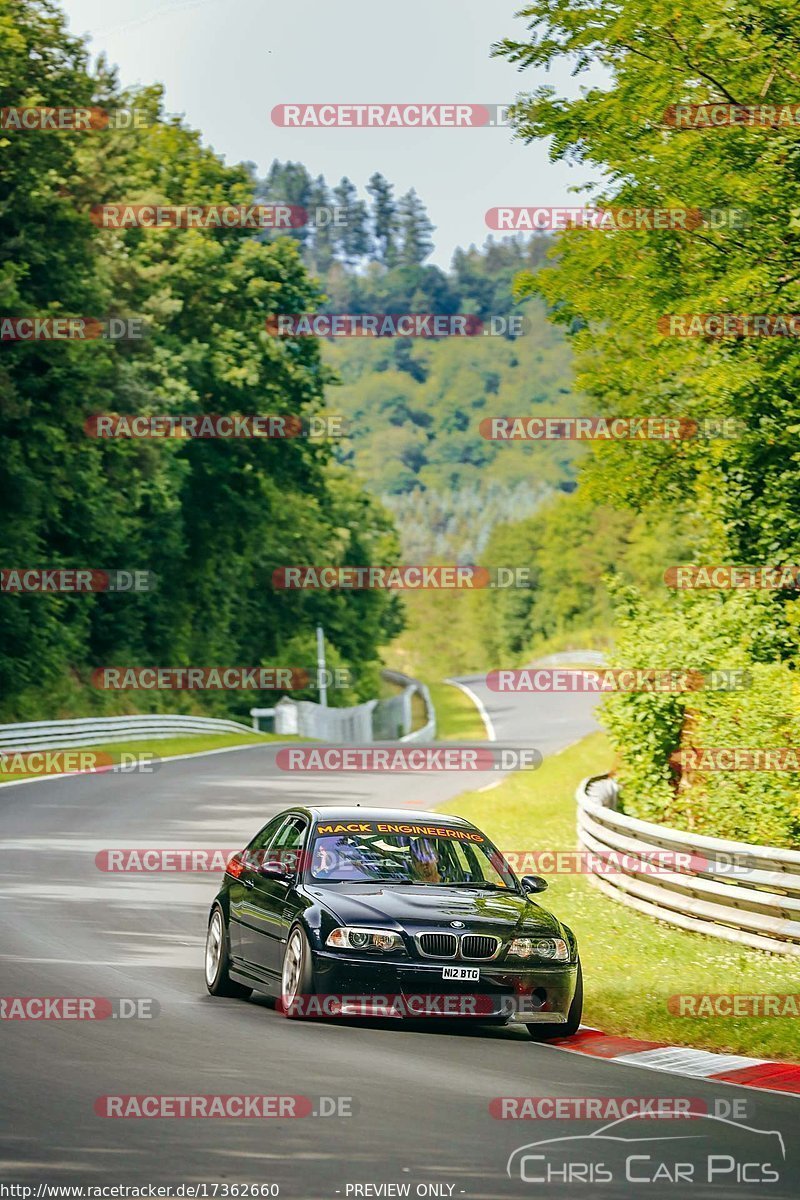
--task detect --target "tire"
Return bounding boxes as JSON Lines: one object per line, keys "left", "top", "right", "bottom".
{"left": 526, "top": 959, "right": 583, "bottom": 1040}
{"left": 279, "top": 925, "right": 315, "bottom": 1018}
{"left": 205, "top": 905, "right": 252, "bottom": 999}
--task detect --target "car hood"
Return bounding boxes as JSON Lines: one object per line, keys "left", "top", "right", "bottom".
{"left": 306, "top": 883, "right": 564, "bottom": 936}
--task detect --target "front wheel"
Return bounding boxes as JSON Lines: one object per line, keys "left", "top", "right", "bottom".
{"left": 279, "top": 926, "right": 315, "bottom": 1018}
{"left": 526, "top": 959, "right": 583, "bottom": 1040}
{"left": 205, "top": 906, "right": 252, "bottom": 999}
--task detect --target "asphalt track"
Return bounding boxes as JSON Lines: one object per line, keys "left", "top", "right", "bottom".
{"left": 1, "top": 682, "right": 797, "bottom": 1198}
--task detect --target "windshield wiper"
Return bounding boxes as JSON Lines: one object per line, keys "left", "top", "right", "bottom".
{"left": 317, "top": 879, "right": 510, "bottom": 889}
{"left": 317, "top": 876, "right": 419, "bottom": 885}
{"left": 436, "top": 881, "right": 507, "bottom": 890}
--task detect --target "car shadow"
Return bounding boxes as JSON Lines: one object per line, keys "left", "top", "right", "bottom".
{"left": 246, "top": 992, "right": 531, "bottom": 1040}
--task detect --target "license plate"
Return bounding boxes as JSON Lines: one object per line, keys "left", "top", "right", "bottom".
{"left": 442, "top": 966, "right": 480, "bottom": 981}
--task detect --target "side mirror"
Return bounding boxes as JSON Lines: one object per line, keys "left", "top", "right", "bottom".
{"left": 257, "top": 849, "right": 300, "bottom": 880}
{"left": 259, "top": 860, "right": 292, "bottom": 880}
{"left": 521, "top": 874, "right": 548, "bottom": 895}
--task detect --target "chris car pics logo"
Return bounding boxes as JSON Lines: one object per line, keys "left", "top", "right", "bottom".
{"left": 506, "top": 1113, "right": 784, "bottom": 1185}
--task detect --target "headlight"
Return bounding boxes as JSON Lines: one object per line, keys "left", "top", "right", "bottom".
{"left": 326, "top": 927, "right": 404, "bottom": 952}
{"left": 507, "top": 936, "right": 569, "bottom": 962}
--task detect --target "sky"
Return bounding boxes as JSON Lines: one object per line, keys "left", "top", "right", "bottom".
{"left": 60, "top": 0, "right": 603, "bottom": 268}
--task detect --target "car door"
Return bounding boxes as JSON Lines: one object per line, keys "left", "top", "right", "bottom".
{"left": 228, "top": 815, "right": 286, "bottom": 965}
{"left": 244, "top": 814, "right": 310, "bottom": 978}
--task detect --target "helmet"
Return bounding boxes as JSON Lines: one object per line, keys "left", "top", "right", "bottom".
{"left": 410, "top": 837, "right": 438, "bottom": 865}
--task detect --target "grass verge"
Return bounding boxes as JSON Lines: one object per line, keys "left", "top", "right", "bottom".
{"left": 428, "top": 682, "right": 488, "bottom": 741}
{"left": 439, "top": 731, "right": 799, "bottom": 1063}
{"left": 0, "top": 730, "right": 299, "bottom": 784}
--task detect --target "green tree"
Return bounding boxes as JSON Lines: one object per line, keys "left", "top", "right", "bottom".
{"left": 397, "top": 188, "right": 434, "bottom": 266}
{"left": 332, "top": 176, "right": 371, "bottom": 266}
{"left": 257, "top": 159, "right": 313, "bottom": 250}
{"left": 366, "top": 171, "right": 398, "bottom": 266}
{"left": 307, "top": 174, "right": 335, "bottom": 273}
{"left": 0, "top": 1, "right": 403, "bottom": 721}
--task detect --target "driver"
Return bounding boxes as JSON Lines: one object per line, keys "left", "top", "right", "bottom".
{"left": 409, "top": 836, "right": 441, "bottom": 884}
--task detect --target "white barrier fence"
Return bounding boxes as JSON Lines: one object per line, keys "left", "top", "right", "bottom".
{"left": 0, "top": 713, "right": 254, "bottom": 753}
{"left": 576, "top": 775, "right": 800, "bottom": 956}
{"left": 271, "top": 697, "right": 377, "bottom": 742}
{"left": 269, "top": 670, "right": 436, "bottom": 743}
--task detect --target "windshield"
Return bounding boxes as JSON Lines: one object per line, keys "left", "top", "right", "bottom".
{"left": 309, "top": 820, "right": 516, "bottom": 887}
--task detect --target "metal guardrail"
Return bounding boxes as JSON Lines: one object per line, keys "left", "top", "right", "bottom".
{"left": 0, "top": 713, "right": 255, "bottom": 752}
{"left": 576, "top": 774, "right": 800, "bottom": 957}
{"left": 380, "top": 670, "right": 436, "bottom": 743}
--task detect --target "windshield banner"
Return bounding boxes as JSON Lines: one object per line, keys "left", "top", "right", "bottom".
{"left": 313, "top": 821, "right": 485, "bottom": 842}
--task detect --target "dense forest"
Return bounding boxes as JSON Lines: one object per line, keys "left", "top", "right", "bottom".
{"left": 259, "top": 163, "right": 581, "bottom": 556}
{"left": 0, "top": 1, "right": 403, "bottom": 721}
{"left": 0, "top": 5, "right": 578, "bottom": 724}
{"left": 253, "top": 167, "right": 678, "bottom": 682}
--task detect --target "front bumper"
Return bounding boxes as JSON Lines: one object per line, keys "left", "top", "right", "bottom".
{"left": 309, "top": 949, "right": 578, "bottom": 1023}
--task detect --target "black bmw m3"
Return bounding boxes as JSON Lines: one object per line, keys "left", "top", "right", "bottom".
{"left": 205, "top": 805, "right": 583, "bottom": 1037}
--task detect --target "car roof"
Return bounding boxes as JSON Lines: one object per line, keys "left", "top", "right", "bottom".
{"left": 298, "top": 805, "right": 476, "bottom": 828}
